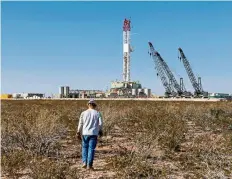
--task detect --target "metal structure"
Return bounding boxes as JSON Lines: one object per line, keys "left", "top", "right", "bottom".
{"left": 157, "top": 52, "right": 191, "bottom": 97}
{"left": 148, "top": 42, "right": 174, "bottom": 97}
{"left": 12, "top": 93, "right": 45, "bottom": 99}
{"left": 138, "top": 88, "right": 144, "bottom": 94}
{"left": 123, "top": 18, "right": 133, "bottom": 82}
{"left": 59, "top": 86, "right": 104, "bottom": 98}
{"left": 64, "top": 86, "right": 70, "bottom": 98}
{"left": 107, "top": 18, "right": 151, "bottom": 98}
{"left": 178, "top": 48, "right": 208, "bottom": 97}
{"left": 180, "top": 78, "right": 185, "bottom": 92}
{"left": 144, "top": 88, "right": 151, "bottom": 98}
{"left": 132, "top": 88, "right": 138, "bottom": 96}
{"left": 59, "top": 86, "right": 64, "bottom": 98}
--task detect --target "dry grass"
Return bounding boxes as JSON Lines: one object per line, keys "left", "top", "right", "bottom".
{"left": 1, "top": 100, "right": 232, "bottom": 178}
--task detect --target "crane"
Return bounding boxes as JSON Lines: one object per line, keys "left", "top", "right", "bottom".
{"left": 178, "top": 48, "right": 208, "bottom": 97}
{"left": 148, "top": 42, "right": 175, "bottom": 97}
{"left": 156, "top": 52, "right": 191, "bottom": 97}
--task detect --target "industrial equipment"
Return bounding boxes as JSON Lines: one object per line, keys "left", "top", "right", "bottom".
{"left": 156, "top": 51, "right": 192, "bottom": 97}
{"left": 148, "top": 42, "right": 174, "bottom": 97}
{"left": 0, "top": 94, "right": 12, "bottom": 99}
{"left": 64, "top": 86, "right": 70, "bottom": 98}
{"left": 178, "top": 48, "right": 208, "bottom": 98}
{"left": 123, "top": 18, "right": 133, "bottom": 82}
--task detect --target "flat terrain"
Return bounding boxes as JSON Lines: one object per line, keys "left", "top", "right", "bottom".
{"left": 1, "top": 100, "right": 232, "bottom": 178}
{"left": 5, "top": 98, "right": 222, "bottom": 101}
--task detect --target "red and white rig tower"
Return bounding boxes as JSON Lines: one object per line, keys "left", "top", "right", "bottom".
{"left": 123, "top": 18, "right": 133, "bottom": 82}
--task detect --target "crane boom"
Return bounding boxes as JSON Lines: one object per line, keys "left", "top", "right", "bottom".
{"left": 148, "top": 42, "right": 173, "bottom": 96}
{"left": 178, "top": 48, "right": 204, "bottom": 95}
{"left": 157, "top": 53, "right": 185, "bottom": 96}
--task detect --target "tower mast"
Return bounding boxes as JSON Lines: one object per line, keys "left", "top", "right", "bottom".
{"left": 123, "top": 18, "right": 132, "bottom": 82}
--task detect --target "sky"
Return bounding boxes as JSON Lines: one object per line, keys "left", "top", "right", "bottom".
{"left": 1, "top": 1, "right": 232, "bottom": 95}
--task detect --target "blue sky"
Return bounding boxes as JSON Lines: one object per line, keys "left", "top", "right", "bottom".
{"left": 2, "top": 2, "right": 232, "bottom": 95}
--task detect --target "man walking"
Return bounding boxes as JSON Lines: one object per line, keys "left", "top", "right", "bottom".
{"left": 77, "top": 99, "right": 103, "bottom": 170}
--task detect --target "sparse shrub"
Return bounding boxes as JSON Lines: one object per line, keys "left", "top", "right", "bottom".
{"left": 1, "top": 150, "right": 32, "bottom": 178}
{"left": 177, "top": 132, "right": 232, "bottom": 177}
{"left": 187, "top": 104, "right": 232, "bottom": 131}
{"left": 1, "top": 100, "right": 232, "bottom": 178}
{"left": 99, "top": 105, "right": 120, "bottom": 136}
{"left": 1, "top": 108, "right": 68, "bottom": 156}
{"left": 107, "top": 151, "right": 166, "bottom": 178}
{"left": 28, "top": 158, "right": 69, "bottom": 179}
{"left": 158, "top": 116, "right": 187, "bottom": 151}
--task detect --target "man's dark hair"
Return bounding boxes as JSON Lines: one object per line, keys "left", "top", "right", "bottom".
{"left": 88, "top": 103, "right": 97, "bottom": 108}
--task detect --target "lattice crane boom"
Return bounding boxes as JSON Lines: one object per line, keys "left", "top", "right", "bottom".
{"left": 178, "top": 48, "right": 203, "bottom": 95}
{"left": 157, "top": 53, "right": 186, "bottom": 96}
{"left": 148, "top": 42, "right": 173, "bottom": 96}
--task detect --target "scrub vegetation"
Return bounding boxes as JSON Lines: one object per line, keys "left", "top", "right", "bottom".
{"left": 1, "top": 100, "right": 232, "bottom": 178}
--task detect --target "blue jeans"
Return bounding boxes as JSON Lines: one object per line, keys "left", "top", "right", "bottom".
{"left": 82, "top": 135, "right": 98, "bottom": 167}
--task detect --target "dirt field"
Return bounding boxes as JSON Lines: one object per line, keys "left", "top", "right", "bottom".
{"left": 1, "top": 100, "right": 232, "bottom": 179}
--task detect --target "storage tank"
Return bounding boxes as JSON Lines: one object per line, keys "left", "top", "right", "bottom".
{"left": 59, "top": 86, "right": 64, "bottom": 97}
{"left": 64, "top": 86, "right": 70, "bottom": 97}
{"left": 138, "top": 88, "right": 144, "bottom": 94}
{"left": 144, "top": 88, "right": 151, "bottom": 98}
{"left": 132, "top": 88, "right": 138, "bottom": 96}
